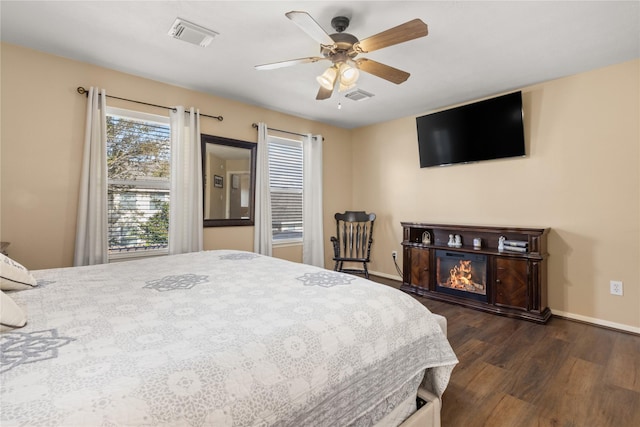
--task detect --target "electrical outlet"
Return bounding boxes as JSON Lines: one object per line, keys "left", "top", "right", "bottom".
{"left": 610, "top": 280, "right": 623, "bottom": 296}
{"left": 392, "top": 250, "right": 398, "bottom": 259}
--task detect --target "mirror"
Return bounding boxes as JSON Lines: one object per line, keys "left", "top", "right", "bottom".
{"left": 201, "top": 134, "right": 256, "bottom": 227}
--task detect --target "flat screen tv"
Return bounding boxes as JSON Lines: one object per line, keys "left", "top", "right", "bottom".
{"left": 416, "top": 91, "right": 525, "bottom": 168}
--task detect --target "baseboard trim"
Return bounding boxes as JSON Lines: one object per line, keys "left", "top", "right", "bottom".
{"left": 369, "top": 270, "right": 640, "bottom": 335}
{"left": 550, "top": 309, "right": 640, "bottom": 335}
{"left": 369, "top": 270, "right": 403, "bottom": 282}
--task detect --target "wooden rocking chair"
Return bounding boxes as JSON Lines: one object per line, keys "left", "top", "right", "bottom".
{"left": 330, "top": 211, "right": 376, "bottom": 279}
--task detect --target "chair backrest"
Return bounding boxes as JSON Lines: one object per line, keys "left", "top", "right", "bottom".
{"left": 334, "top": 211, "right": 376, "bottom": 260}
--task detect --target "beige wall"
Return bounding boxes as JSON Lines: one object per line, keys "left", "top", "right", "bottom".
{"left": 0, "top": 43, "right": 352, "bottom": 270}
{"left": 1, "top": 42, "right": 638, "bottom": 331}
{"left": 352, "top": 59, "right": 640, "bottom": 331}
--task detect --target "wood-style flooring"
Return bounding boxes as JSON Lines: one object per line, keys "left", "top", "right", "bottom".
{"left": 371, "top": 276, "right": 640, "bottom": 427}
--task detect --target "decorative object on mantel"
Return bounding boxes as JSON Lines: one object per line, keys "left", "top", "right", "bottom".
{"left": 473, "top": 238, "right": 482, "bottom": 249}
{"left": 498, "top": 235, "right": 506, "bottom": 252}
{"left": 421, "top": 231, "right": 431, "bottom": 245}
{"left": 447, "top": 234, "right": 462, "bottom": 247}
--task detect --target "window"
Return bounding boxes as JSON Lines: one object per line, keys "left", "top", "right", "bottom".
{"left": 106, "top": 107, "right": 170, "bottom": 259}
{"left": 268, "top": 137, "right": 303, "bottom": 242}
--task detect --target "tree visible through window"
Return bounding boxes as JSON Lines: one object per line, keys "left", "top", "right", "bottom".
{"left": 106, "top": 108, "right": 170, "bottom": 257}
{"left": 268, "top": 137, "right": 303, "bottom": 242}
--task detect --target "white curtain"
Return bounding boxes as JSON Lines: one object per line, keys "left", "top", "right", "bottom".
{"left": 168, "top": 106, "right": 203, "bottom": 254}
{"left": 74, "top": 87, "right": 108, "bottom": 266}
{"left": 302, "top": 134, "right": 324, "bottom": 267}
{"left": 253, "top": 122, "right": 273, "bottom": 256}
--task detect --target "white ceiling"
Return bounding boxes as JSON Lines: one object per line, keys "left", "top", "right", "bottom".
{"left": 1, "top": 1, "right": 638, "bottom": 129}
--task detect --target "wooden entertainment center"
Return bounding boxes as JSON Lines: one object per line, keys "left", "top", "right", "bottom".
{"left": 401, "top": 222, "right": 551, "bottom": 323}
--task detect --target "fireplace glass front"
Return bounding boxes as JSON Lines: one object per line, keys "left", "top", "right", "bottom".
{"left": 435, "top": 250, "right": 488, "bottom": 302}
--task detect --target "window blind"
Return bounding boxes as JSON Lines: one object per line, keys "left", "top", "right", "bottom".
{"left": 268, "top": 139, "right": 303, "bottom": 241}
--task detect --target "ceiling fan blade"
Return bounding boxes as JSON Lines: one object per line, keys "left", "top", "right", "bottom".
{"left": 355, "top": 58, "right": 410, "bottom": 84}
{"left": 354, "top": 19, "right": 428, "bottom": 53}
{"left": 255, "top": 57, "right": 326, "bottom": 70}
{"left": 316, "top": 85, "right": 333, "bottom": 100}
{"left": 316, "top": 74, "right": 339, "bottom": 100}
{"left": 285, "top": 11, "right": 335, "bottom": 47}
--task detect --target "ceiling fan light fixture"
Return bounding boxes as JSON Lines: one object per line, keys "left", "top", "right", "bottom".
{"left": 339, "top": 62, "right": 359, "bottom": 86}
{"left": 316, "top": 66, "right": 338, "bottom": 90}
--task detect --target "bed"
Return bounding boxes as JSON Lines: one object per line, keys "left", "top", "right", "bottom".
{"left": 1, "top": 250, "right": 457, "bottom": 426}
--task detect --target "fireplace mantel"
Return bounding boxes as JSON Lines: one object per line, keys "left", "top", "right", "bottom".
{"left": 400, "top": 222, "right": 550, "bottom": 323}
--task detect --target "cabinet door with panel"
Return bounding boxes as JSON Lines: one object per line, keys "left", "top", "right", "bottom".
{"left": 409, "top": 247, "right": 430, "bottom": 289}
{"left": 494, "top": 257, "right": 528, "bottom": 310}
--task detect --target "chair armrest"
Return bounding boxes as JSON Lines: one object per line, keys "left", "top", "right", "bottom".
{"left": 330, "top": 236, "right": 339, "bottom": 258}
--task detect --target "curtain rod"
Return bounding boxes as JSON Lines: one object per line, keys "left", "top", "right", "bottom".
{"left": 77, "top": 87, "right": 223, "bottom": 121}
{"left": 251, "top": 123, "right": 324, "bottom": 141}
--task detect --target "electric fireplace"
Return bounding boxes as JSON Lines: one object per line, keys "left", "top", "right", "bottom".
{"left": 401, "top": 223, "right": 551, "bottom": 323}
{"left": 435, "top": 250, "right": 488, "bottom": 302}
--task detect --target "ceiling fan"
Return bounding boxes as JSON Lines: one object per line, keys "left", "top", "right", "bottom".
{"left": 255, "top": 11, "right": 428, "bottom": 100}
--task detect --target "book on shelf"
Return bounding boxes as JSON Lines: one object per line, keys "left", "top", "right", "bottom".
{"left": 503, "top": 240, "right": 528, "bottom": 247}
{"left": 501, "top": 245, "right": 528, "bottom": 253}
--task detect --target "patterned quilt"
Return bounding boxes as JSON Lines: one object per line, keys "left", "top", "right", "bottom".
{"left": 1, "top": 250, "right": 457, "bottom": 426}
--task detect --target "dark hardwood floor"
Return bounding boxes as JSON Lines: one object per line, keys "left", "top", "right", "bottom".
{"left": 370, "top": 276, "right": 640, "bottom": 427}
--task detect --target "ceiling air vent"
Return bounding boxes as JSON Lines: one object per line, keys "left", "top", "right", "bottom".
{"left": 344, "top": 89, "right": 375, "bottom": 101}
{"left": 168, "top": 18, "right": 219, "bottom": 47}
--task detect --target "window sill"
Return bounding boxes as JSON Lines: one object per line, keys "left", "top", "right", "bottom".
{"left": 272, "top": 239, "right": 302, "bottom": 248}
{"left": 109, "top": 248, "right": 168, "bottom": 263}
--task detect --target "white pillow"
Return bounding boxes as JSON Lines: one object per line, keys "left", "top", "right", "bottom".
{"left": 0, "top": 290, "right": 27, "bottom": 331}
{"left": 0, "top": 253, "right": 37, "bottom": 291}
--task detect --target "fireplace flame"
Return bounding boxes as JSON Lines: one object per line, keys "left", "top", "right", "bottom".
{"left": 447, "top": 260, "right": 485, "bottom": 292}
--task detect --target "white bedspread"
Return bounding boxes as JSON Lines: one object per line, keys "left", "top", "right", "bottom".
{"left": 1, "top": 250, "right": 457, "bottom": 426}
